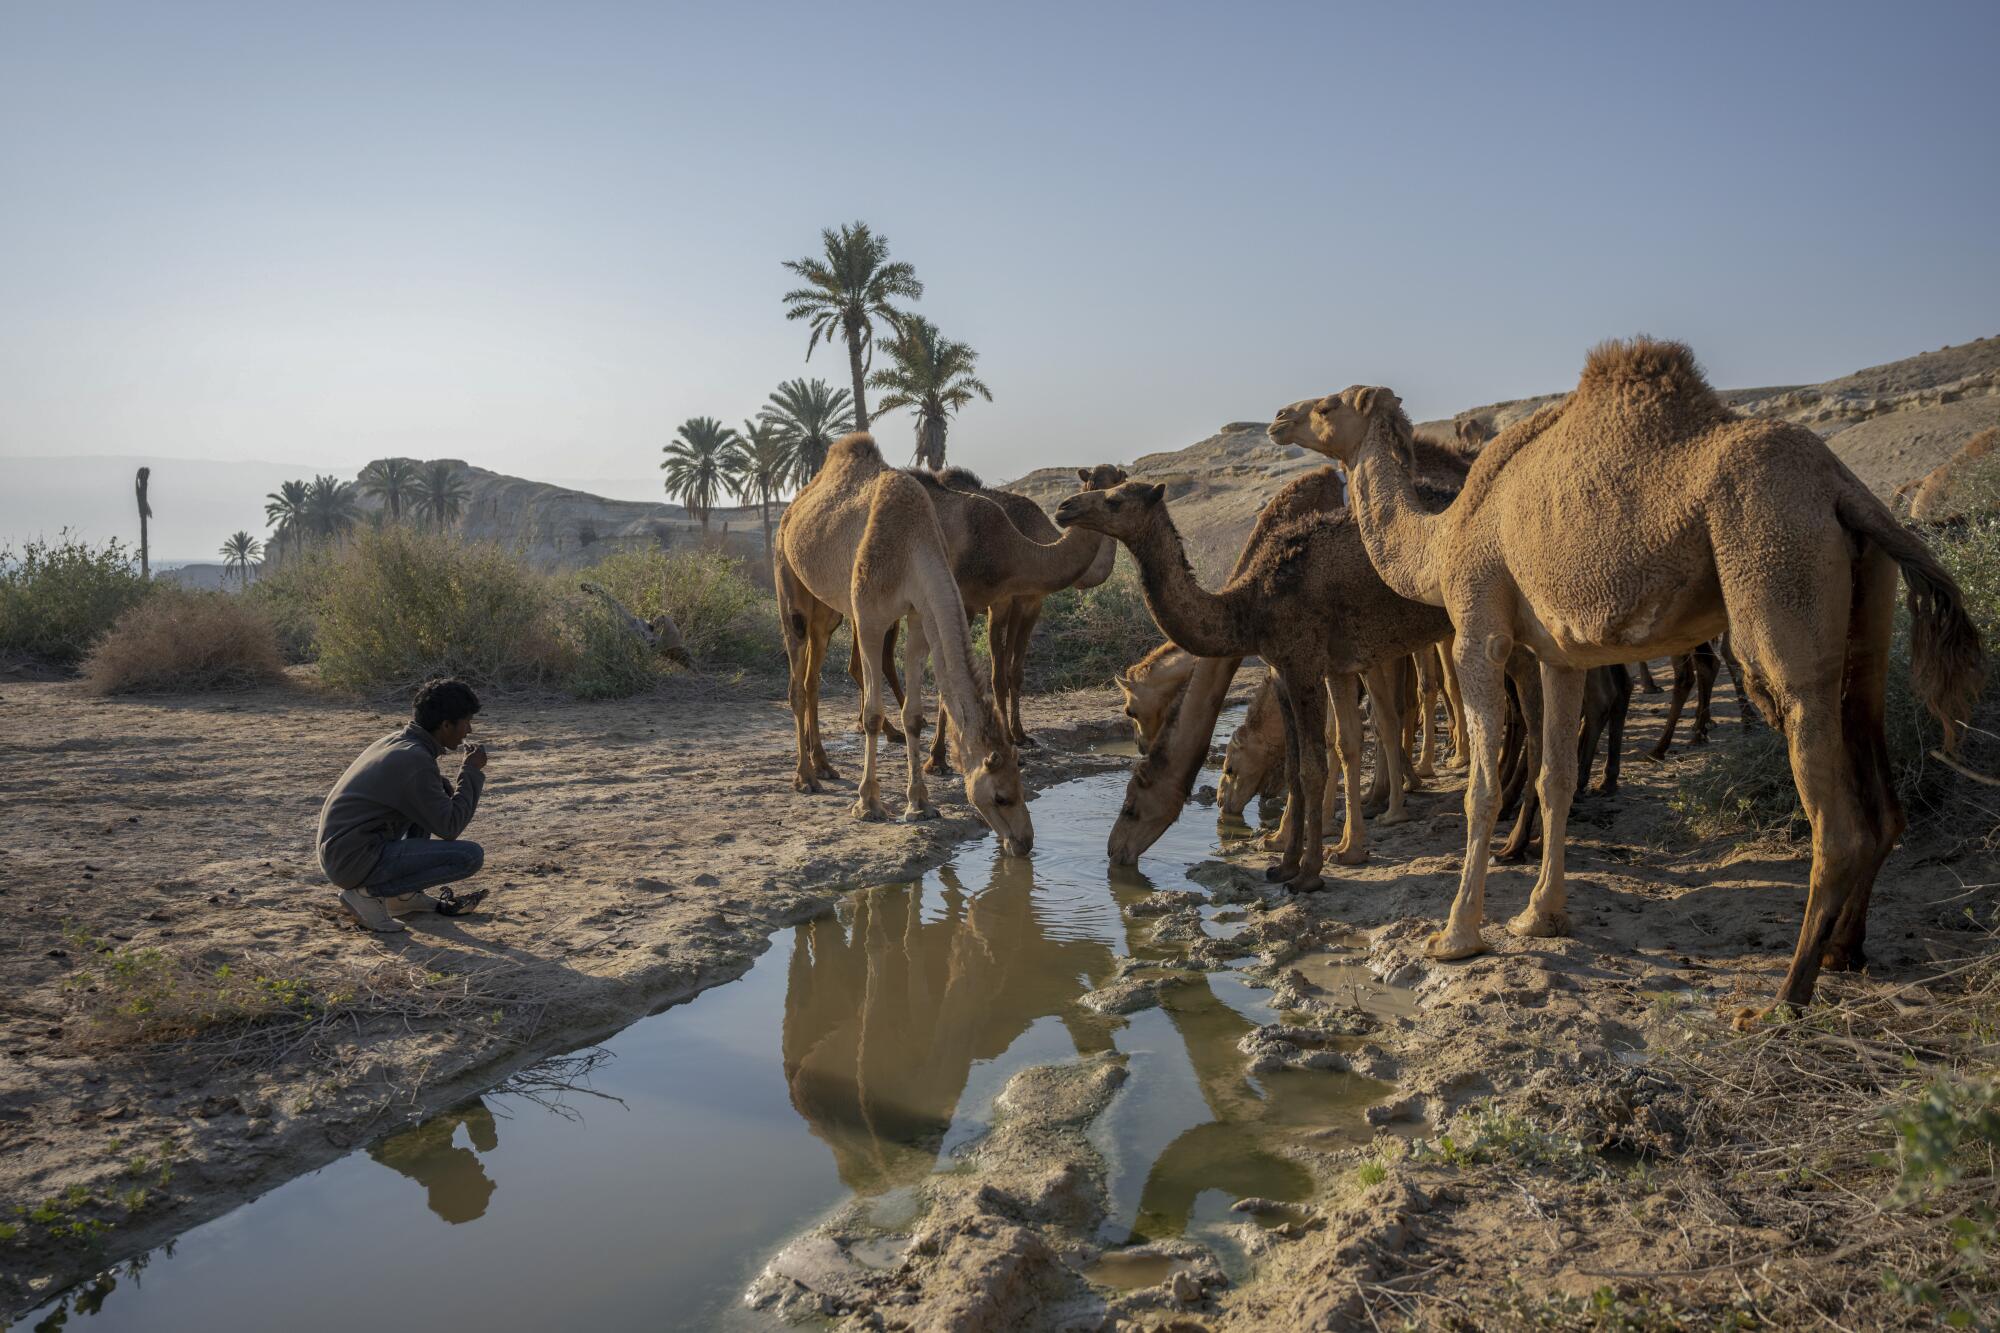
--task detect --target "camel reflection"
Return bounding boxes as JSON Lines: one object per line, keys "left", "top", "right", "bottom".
{"left": 781, "top": 858, "right": 1117, "bottom": 1194}
{"left": 366, "top": 1099, "right": 501, "bottom": 1224}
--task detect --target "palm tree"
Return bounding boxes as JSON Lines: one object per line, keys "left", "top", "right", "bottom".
{"left": 660, "top": 417, "right": 742, "bottom": 535}
{"left": 759, "top": 377, "right": 854, "bottom": 484}
{"left": 869, "top": 316, "right": 993, "bottom": 471}
{"left": 359, "top": 457, "right": 421, "bottom": 522}
{"left": 305, "top": 475, "right": 361, "bottom": 541}
{"left": 780, "top": 221, "right": 922, "bottom": 432}
{"left": 264, "top": 479, "right": 310, "bottom": 554}
{"left": 728, "top": 419, "right": 799, "bottom": 560}
{"left": 219, "top": 531, "right": 262, "bottom": 589}
{"left": 134, "top": 467, "right": 153, "bottom": 580}
{"left": 409, "top": 461, "right": 470, "bottom": 532}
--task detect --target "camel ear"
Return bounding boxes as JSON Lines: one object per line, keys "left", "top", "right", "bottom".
{"left": 1139, "top": 483, "right": 1165, "bottom": 505}
{"left": 1349, "top": 386, "right": 1399, "bottom": 418}
{"left": 985, "top": 750, "right": 1008, "bottom": 772}
{"left": 1077, "top": 468, "right": 1092, "bottom": 484}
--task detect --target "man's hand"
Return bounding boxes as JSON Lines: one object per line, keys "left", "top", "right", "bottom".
{"left": 462, "top": 743, "right": 489, "bottom": 773}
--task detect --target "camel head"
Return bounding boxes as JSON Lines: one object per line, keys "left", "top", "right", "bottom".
{"left": 1217, "top": 675, "right": 1285, "bottom": 815}
{"left": 1075, "top": 463, "right": 1130, "bottom": 492}
{"left": 1456, "top": 416, "right": 1491, "bottom": 450}
{"left": 1266, "top": 397, "right": 1323, "bottom": 453}
{"left": 1299, "top": 386, "right": 1406, "bottom": 466}
{"left": 1114, "top": 671, "right": 1175, "bottom": 753}
{"left": 1052, "top": 480, "right": 1167, "bottom": 541}
{"left": 963, "top": 744, "right": 1034, "bottom": 857}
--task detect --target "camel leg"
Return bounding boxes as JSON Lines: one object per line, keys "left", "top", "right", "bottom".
{"left": 1413, "top": 649, "right": 1441, "bottom": 778}
{"left": 1824, "top": 550, "right": 1903, "bottom": 973}
{"left": 782, "top": 588, "right": 824, "bottom": 794}
{"left": 1690, "top": 640, "right": 1718, "bottom": 744}
{"left": 1634, "top": 659, "right": 1661, "bottom": 694}
{"left": 1439, "top": 640, "right": 1468, "bottom": 769}
{"left": 1509, "top": 664, "right": 1585, "bottom": 939}
{"left": 1001, "top": 599, "right": 1042, "bottom": 748}
{"left": 851, "top": 627, "right": 907, "bottom": 746}
{"left": 927, "top": 700, "right": 954, "bottom": 774}
{"left": 805, "top": 612, "right": 840, "bottom": 780}
{"left": 1496, "top": 656, "right": 1543, "bottom": 862}
{"left": 1265, "top": 676, "right": 1307, "bottom": 884}
{"left": 1647, "top": 652, "right": 1695, "bottom": 760}
{"left": 848, "top": 610, "right": 894, "bottom": 822}
{"left": 1365, "top": 662, "right": 1414, "bottom": 824}
{"left": 1598, "top": 665, "right": 1631, "bottom": 795}
{"left": 899, "top": 613, "right": 937, "bottom": 821}
{"left": 1575, "top": 688, "right": 1604, "bottom": 799}
{"left": 1430, "top": 634, "right": 1510, "bottom": 961}
{"left": 1718, "top": 629, "right": 1757, "bottom": 730}
{"left": 1279, "top": 667, "right": 1329, "bottom": 892}
{"left": 1327, "top": 674, "right": 1369, "bottom": 865}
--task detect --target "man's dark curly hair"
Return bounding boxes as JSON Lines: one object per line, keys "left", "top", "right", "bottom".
{"left": 413, "top": 677, "right": 481, "bottom": 732}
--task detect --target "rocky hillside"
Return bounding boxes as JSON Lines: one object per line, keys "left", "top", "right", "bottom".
{"left": 1006, "top": 335, "right": 2000, "bottom": 580}
{"left": 351, "top": 462, "right": 771, "bottom": 570}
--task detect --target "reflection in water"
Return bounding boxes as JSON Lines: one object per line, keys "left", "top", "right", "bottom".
{"left": 366, "top": 1100, "right": 501, "bottom": 1224}
{"left": 781, "top": 861, "right": 1118, "bottom": 1194}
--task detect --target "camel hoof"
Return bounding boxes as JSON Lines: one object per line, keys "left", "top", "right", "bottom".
{"left": 1595, "top": 782, "right": 1617, "bottom": 797}
{"left": 903, "top": 805, "right": 938, "bottom": 823}
{"left": 1820, "top": 945, "right": 1866, "bottom": 972}
{"left": 1644, "top": 749, "right": 1669, "bottom": 764}
{"left": 1257, "top": 831, "right": 1287, "bottom": 852}
{"left": 1506, "top": 908, "right": 1570, "bottom": 939}
{"left": 1333, "top": 843, "right": 1368, "bottom": 866}
{"left": 849, "top": 800, "right": 888, "bottom": 822}
{"left": 815, "top": 763, "right": 841, "bottom": 781}
{"left": 1378, "top": 808, "right": 1414, "bottom": 827}
{"left": 1495, "top": 843, "right": 1531, "bottom": 864}
{"left": 1731, "top": 1003, "right": 1798, "bottom": 1032}
{"left": 1288, "top": 873, "right": 1326, "bottom": 894}
{"left": 1425, "top": 929, "right": 1489, "bottom": 962}
{"left": 1015, "top": 734, "right": 1040, "bottom": 749}
{"left": 1264, "top": 861, "right": 1298, "bottom": 883}
{"left": 923, "top": 759, "right": 952, "bottom": 776}
{"left": 883, "top": 725, "right": 907, "bottom": 746}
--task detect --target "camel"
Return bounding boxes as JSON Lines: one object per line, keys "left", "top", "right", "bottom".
{"left": 578, "top": 581, "right": 695, "bottom": 668}
{"left": 912, "top": 467, "right": 1121, "bottom": 773}
{"left": 1116, "top": 642, "right": 1199, "bottom": 752}
{"left": 1056, "top": 476, "right": 1450, "bottom": 890}
{"left": 1217, "top": 670, "right": 1287, "bottom": 817}
{"left": 1287, "top": 337, "right": 1982, "bottom": 1019}
{"left": 942, "top": 465, "right": 1126, "bottom": 743}
{"left": 1899, "top": 427, "right": 2000, "bottom": 521}
{"left": 773, "top": 433, "right": 1034, "bottom": 855}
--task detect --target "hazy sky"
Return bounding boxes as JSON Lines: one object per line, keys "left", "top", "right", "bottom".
{"left": 2, "top": 0, "right": 1995, "bottom": 493}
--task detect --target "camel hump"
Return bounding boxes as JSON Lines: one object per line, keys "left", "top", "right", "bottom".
{"left": 938, "top": 466, "right": 984, "bottom": 489}
{"left": 1577, "top": 337, "right": 1719, "bottom": 409}
{"left": 828, "top": 431, "right": 882, "bottom": 465}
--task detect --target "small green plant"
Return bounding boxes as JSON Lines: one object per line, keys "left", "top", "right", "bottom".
{"left": 1415, "top": 1104, "right": 1602, "bottom": 1180}
{"left": 579, "top": 546, "right": 783, "bottom": 671}
{"left": 0, "top": 1221, "right": 19, "bottom": 1243}
{"left": 1880, "top": 1075, "right": 2000, "bottom": 1321}
{"left": 1353, "top": 1160, "right": 1387, "bottom": 1188}
{"left": 62, "top": 927, "right": 336, "bottom": 1047}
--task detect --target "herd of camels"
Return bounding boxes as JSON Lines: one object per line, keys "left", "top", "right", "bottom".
{"left": 773, "top": 337, "right": 1985, "bottom": 1025}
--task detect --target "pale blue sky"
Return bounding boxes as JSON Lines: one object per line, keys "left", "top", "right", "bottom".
{"left": 2, "top": 0, "right": 1995, "bottom": 496}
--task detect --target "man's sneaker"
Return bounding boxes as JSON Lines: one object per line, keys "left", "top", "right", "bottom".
{"left": 384, "top": 892, "right": 440, "bottom": 917}
{"left": 339, "top": 889, "right": 408, "bottom": 933}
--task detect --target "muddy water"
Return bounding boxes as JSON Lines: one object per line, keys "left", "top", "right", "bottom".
{"left": 24, "top": 742, "right": 1402, "bottom": 1331}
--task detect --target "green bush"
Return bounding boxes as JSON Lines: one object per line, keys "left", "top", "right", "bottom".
{"left": 579, "top": 547, "right": 784, "bottom": 670}
{"left": 0, "top": 534, "right": 151, "bottom": 665}
{"left": 556, "top": 593, "right": 665, "bottom": 700}
{"left": 246, "top": 542, "right": 338, "bottom": 664}
{"left": 313, "top": 528, "right": 564, "bottom": 693}
{"left": 1012, "top": 556, "right": 1161, "bottom": 693}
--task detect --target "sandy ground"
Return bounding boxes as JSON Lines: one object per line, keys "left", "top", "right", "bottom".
{"left": 3, "top": 668, "right": 1993, "bottom": 1328}
{"left": 0, "top": 668, "right": 1135, "bottom": 1315}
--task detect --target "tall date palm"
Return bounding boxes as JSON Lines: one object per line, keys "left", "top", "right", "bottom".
{"left": 219, "top": 531, "right": 262, "bottom": 589}
{"left": 728, "top": 419, "right": 798, "bottom": 560}
{"left": 869, "top": 316, "right": 993, "bottom": 471}
{"left": 780, "top": 222, "right": 921, "bottom": 432}
{"left": 264, "top": 479, "right": 310, "bottom": 554}
{"left": 305, "top": 475, "right": 361, "bottom": 542}
{"left": 409, "top": 461, "right": 470, "bottom": 532}
{"left": 359, "top": 457, "right": 421, "bottom": 522}
{"left": 759, "top": 377, "right": 854, "bottom": 484}
{"left": 661, "top": 417, "right": 743, "bottom": 535}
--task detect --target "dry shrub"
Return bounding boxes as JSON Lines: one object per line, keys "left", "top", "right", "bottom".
{"left": 81, "top": 587, "right": 283, "bottom": 694}
{"left": 313, "top": 527, "right": 564, "bottom": 693}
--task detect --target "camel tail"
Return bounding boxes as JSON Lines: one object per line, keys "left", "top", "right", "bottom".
{"left": 1837, "top": 489, "right": 1985, "bottom": 752}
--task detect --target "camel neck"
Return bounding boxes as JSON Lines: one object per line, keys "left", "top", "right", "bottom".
{"left": 1123, "top": 509, "right": 1249, "bottom": 659}
{"left": 1346, "top": 423, "right": 1444, "bottom": 607}
{"left": 910, "top": 555, "right": 1006, "bottom": 760}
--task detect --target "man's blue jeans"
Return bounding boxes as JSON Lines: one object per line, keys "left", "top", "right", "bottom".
{"left": 362, "top": 827, "right": 484, "bottom": 898}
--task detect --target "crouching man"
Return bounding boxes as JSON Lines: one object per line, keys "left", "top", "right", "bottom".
{"left": 318, "top": 677, "right": 492, "bottom": 933}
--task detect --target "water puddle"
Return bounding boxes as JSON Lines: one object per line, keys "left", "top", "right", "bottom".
{"left": 22, "top": 725, "right": 1409, "bottom": 1331}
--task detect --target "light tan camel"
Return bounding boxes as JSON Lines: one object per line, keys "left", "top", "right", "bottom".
{"left": 1287, "top": 338, "right": 1982, "bottom": 1019}
{"left": 943, "top": 465, "right": 1126, "bottom": 745}
{"left": 1056, "top": 476, "right": 1449, "bottom": 889}
{"left": 1116, "top": 643, "right": 1199, "bottom": 752}
{"left": 773, "top": 433, "right": 1034, "bottom": 855}
{"left": 1899, "top": 427, "right": 2000, "bottom": 521}
{"left": 914, "top": 468, "right": 1120, "bottom": 774}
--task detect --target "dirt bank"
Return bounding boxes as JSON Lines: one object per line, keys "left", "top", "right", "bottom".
{"left": 0, "top": 668, "right": 1139, "bottom": 1316}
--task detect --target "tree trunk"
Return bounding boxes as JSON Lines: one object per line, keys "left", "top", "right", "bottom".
{"left": 916, "top": 414, "right": 947, "bottom": 471}
{"left": 846, "top": 323, "right": 870, "bottom": 431}
{"left": 760, "top": 495, "right": 773, "bottom": 563}
{"left": 134, "top": 467, "right": 152, "bottom": 580}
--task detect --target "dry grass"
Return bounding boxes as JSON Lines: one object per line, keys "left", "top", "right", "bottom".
{"left": 81, "top": 587, "right": 284, "bottom": 694}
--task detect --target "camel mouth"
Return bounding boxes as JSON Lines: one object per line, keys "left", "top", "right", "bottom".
{"left": 1000, "top": 835, "right": 1033, "bottom": 857}
{"left": 1052, "top": 499, "right": 1084, "bottom": 528}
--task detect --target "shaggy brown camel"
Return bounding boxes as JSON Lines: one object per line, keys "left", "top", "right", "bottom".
{"left": 925, "top": 465, "right": 1125, "bottom": 765}
{"left": 1116, "top": 643, "right": 1198, "bottom": 752}
{"left": 1290, "top": 338, "right": 1982, "bottom": 1019}
{"left": 773, "top": 433, "right": 1034, "bottom": 855}
{"left": 1056, "top": 477, "right": 1450, "bottom": 890}
{"left": 1217, "top": 670, "right": 1287, "bottom": 817}
{"left": 912, "top": 468, "right": 1119, "bottom": 774}
{"left": 1899, "top": 427, "right": 1999, "bottom": 521}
